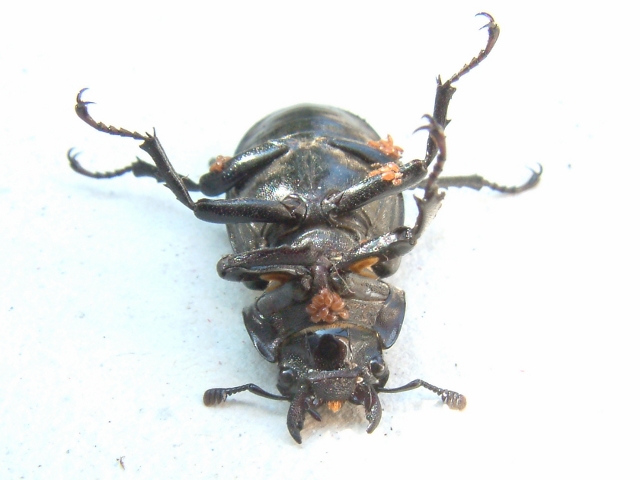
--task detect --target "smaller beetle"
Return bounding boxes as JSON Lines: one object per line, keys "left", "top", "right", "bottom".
{"left": 69, "top": 13, "right": 540, "bottom": 443}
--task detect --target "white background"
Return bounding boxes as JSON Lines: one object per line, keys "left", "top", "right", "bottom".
{"left": 1, "top": 1, "right": 637, "bottom": 478}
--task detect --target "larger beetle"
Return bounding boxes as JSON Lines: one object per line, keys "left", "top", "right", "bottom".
{"left": 69, "top": 13, "right": 540, "bottom": 443}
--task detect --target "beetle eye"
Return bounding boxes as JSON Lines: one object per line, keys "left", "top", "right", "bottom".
{"left": 278, "top": 368, "right": 296, "bottom": 387}
{"left": 370, "top": 359, "right": 385, "bottom": 378}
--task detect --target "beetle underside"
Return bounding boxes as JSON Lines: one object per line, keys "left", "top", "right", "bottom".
{"left": 69, "top": 13, "right": 540, "bottom": 443}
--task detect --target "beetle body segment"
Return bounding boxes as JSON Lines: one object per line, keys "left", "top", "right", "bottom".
{"left": 224, "top": 105, "right": 405, "bottom": 261}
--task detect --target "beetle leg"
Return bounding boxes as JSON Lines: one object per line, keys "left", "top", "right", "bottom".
{"left": 203, "top": 383, "right": 289, "bottom": 406}
{"left": 321, "top": 155, "right": 434, "bottom": 217}
{"left": 336, "top": 191, "right": 444, "bottom": 271}
{"left": 72, "top": 89, "right": 200, "bottom": 209}
{"left": 73, "top": 90, "right": 306, "bottom": 223}
{"left": 193, "top": 195, "right": 306, "bottom": 224}
{"left": 433, "top": 164, "right": 543, "bottom": 194}
{"left": 321, "top": 170, "right": 406, "bottom": 217}
{"left": 322, "top": 114, "right": 446, "bottom": 219}
{"left": 413, "top": 115, "right": 446, "bottom": 201}
{"left": 72, "top": 90, "right": 290, "bottom": 199}
{"left": 418, "top": 15, "right": 541, "bottom": 195}
{"left": 377, "top": 379, "right": 467, "bottom": 410}
{"left": 425, "top": 12, "right": 500, "bottom": 166}
{"left": 217, "top": 243, "right": 316, "bottom": 281}
{"left": 198, "top": 142, "right": 289, "bottom": 196}
{"left": 68, "top": 150, "right": 202, "bottom": 190}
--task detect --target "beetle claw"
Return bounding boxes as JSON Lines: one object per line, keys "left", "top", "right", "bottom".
{"left": 476, "top": 11, "right": 495, "bottom": 29}
{"left": 413, "top": 115, "right": 440, "bottom": 138}
{"left": 414, "top": 114, "right": 441, "bottom": 134}
{"left": 76, "top": 87, "right": 91, "bottom": 104}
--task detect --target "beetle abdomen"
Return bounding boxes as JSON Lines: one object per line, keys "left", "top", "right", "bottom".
{"left": 236, "top": 104, "right": 380, "bottom": 153}
{"left": 226, "top": 106, "right": 405, "bottom": 257}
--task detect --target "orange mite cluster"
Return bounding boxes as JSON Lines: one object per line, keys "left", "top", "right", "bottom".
{"left": 368, "top": 162, "right": 403, "bottom": 186}
{"left": 209, "top": 155, "right": 231, "bottom": 173}
{"left": 306, "top": 288, "right": 349, "bottom": 323}
{"left": 367, "top": 134, "right": 404, "bottom": 160}
{"left": 326, "top": 400, "right": 344, "bottom": 412}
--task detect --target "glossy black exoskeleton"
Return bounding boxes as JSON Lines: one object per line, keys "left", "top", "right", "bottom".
{"left": 69, "top": 13, "right": 541, "bottom": 443}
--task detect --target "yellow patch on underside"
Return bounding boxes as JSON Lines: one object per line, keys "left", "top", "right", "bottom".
{"left": 347, "top": 257, "right": 379, "bottom": 279}
{"left": 260, "top": 273, "right": 291, "bottom": 292}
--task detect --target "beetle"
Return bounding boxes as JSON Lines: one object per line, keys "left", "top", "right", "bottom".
{"left": 68, "top": 13, "right": 540, "bottom": 443}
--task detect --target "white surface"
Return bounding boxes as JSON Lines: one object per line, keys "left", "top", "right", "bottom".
{"left": 1, "top": 1, "right": 637, "bottom": 478}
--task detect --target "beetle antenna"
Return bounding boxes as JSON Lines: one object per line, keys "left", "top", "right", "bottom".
{"left": 378, "top": 379, "right": 466, "bottom": 410}
{"left": 203, "top": 384, "right": 289, "bottom": 406}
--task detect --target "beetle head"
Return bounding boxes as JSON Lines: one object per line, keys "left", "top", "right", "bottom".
{"left": 276, "top": 327, "right": 388, "bottom": 442}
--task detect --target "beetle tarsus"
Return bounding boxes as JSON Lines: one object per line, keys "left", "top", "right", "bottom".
{"left": 67, "top": 148, "right": 136, "bottom": 179}
{"left": 442, "top": 12, "right": 500, "bottom": 89}
{"left": 67, "top": 149, "right": 203, "bottom": 190}
{"left": 72, "top": 90, "right": 201, "bottom": 209}
{"left": 75, "top": 88, "right": 147, "bottom": 141}
{"left": 426, "top": 12, "right": 500, "bottom": 166}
